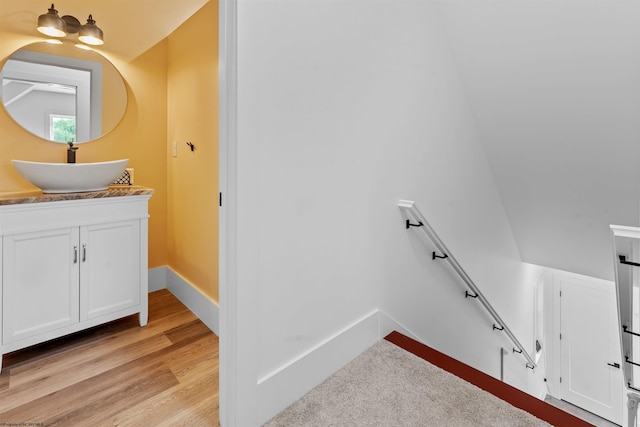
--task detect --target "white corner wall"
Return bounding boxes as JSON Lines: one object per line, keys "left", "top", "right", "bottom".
{"left": 230, "top": 1, "right": 546, "bottom": 424}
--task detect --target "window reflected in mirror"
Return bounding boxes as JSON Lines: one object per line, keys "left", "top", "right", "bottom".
{"left": 50, "top": 114, "right": 76, "bottom": 143}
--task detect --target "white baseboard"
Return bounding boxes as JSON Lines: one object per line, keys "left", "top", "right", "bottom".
{"left": 257, "top": 309, "right": 384, "bottom": 425}
{"left": 148, "top": 266, "right": 219, "bottom": 335}
{"left": 255, "top": 308, "right": 548, "bottom": 423}
{"left": 378, "top": 311, "right": 421, "bottom": 341}
{"left": 149, "top": 267, "right": 168, "bottom": 292}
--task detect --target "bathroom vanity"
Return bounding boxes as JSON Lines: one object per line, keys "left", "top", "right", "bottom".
{"left": 0, "top": 187, "right": 153, "bottom": 371}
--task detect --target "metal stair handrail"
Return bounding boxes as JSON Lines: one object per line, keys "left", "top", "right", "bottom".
{"left": 399, "top": 200, "right": 537, "bottom": 369}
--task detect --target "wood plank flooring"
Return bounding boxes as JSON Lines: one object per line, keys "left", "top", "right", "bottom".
{"left": 0, "top": 289, "right": 219, "bottom": 426}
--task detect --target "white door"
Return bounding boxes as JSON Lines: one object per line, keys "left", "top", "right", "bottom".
{"left": 80, "top": 220, "right": 140, "bottom": 321}
{"left": 2, "top": 227, "right": 80, "bottom": 344}
{"left": 560, "top": 275, "right": 623, "bottom": 424}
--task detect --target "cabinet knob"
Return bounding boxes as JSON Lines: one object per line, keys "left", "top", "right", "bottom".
{"left": 74, "top": 245, "right": 78, "bottom": 264}
{"left": 82, "top": 244, "right": 87, "bottom": 262}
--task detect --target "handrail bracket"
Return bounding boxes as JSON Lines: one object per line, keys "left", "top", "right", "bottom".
{"left": 405, "top": 219, "right": 424, "bottom": 229}
{"left": 398, "top": 199, "right": 537, "bottom": 369}
{"left": 432, "top": 251, "right": 448, "bottom": 260}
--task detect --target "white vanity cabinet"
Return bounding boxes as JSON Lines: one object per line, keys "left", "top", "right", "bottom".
{"left": 80, "top": 220, "right": 141, "bottom": 321}
{"left": 3, "top": 226, "right": 81, "bottom": 344}
{"left": 0, "top": 191, "right": 151, "bottom": 370}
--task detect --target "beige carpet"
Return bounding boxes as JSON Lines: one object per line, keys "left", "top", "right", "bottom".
{"left": 264, "top": 340, "right": 551, "bottom": 427}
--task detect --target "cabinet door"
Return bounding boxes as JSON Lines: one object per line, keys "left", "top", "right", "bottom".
{"left": 2, "top": 227, "right": 80, "bottom": 344}
{"left": 80, "top": 220, "right": 140, "bottom": 321}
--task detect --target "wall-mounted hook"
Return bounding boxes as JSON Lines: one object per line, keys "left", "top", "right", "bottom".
{"left": 493, "top": 324, "right": 504, "bottom": 331}
{"left": 186, "top": 142, "right": 195, "bottom": 152}
{"left": 432, "top": 251, "right": 448, "bottom": 260}
{"left": 405, "top": 219, "right": 423, "bottom": 229}
{"left": 465, "top": 290, "right": 478, "bottom": 299}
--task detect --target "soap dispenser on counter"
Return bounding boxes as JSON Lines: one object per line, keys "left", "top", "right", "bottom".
{"left": 67, "top": 142, "right": 78, "bottom": 163}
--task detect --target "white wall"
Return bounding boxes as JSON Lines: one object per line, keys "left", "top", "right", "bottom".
{"left": 231, "top": 1, "right": 546, "bottom": 424}
{"left": 6, "top": 91, "right": 75, "bottom": 140}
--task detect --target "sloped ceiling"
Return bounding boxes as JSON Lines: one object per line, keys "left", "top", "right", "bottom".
{"left": 437, "top": 0, "right": 640, "bottom": 280}
{"left": 0, "top": 0, "right": 210, "bottom": 60}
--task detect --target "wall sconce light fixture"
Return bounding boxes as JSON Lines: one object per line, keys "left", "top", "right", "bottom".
{"left": 37, "top": 4, "right": 104, "bottom": 46}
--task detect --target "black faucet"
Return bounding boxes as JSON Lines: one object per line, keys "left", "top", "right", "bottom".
{"left": 67, "top": 142, "right": 78, "bottom": 163}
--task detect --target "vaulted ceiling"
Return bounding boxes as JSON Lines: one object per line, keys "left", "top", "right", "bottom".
{"left": 437, "top": 0, "right": 640, "bottom": 280}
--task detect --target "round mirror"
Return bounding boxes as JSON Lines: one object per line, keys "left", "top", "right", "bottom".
{"left": 0, "top": 41, "right": 127, "bottom": 143}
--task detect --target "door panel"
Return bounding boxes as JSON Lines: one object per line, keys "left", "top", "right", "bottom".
{"left": 2, "top": 227, "right": 80, "bottom": 343}
{"left": 560, "top": 275, "right": 622, "bottom": 425}
{"left": 80, "top": 220, "right": 140, "bottom": 321}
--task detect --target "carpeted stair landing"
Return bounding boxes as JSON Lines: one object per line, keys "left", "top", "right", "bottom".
{"left": 264, "top": 332, "right": 591, "bottom": 426}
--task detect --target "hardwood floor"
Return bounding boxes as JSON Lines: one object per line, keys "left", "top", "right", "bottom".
{"left": 0, "top": 289, "right": 219, "bottom": 426}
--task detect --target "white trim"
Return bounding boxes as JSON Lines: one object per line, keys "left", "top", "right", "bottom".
{"left": 257, "top": 310, "right": 381, "bottom": 425}
{"left": 219, "top": 0, "right": 246, "bottom": 426}
{"left": 254, "top": 310, "right": 452, "bottom": 424}
{"left": 148, "top": 266, "right": 167, "bottom": 292}
{"left": 378, "top": 311, "right": 421, "bottom": 342}
{"left": 258, "top": 309, "right": 379, "bottom": 385}
{"left": 611, "top": 224, "right": 640, "bottom": 240}
{"left": 533, "top": 271, "right": 546, "bottom": 366}
{"left": 549, "top": 271, "right": 562, "bottom": 398}
{"left": 147, "top": 266, "right": 219, "bottom": 335}
{"left": 166, "top": 268, "right": 219, "bottom": 335}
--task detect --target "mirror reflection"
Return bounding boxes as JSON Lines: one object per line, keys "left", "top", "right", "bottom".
{"left": 0, "top": 42, "right": 127, "bottom": 143}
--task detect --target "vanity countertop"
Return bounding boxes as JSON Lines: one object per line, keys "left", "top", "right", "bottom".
{"left": 0, "top": 186, "right": 154, "bottom": 206}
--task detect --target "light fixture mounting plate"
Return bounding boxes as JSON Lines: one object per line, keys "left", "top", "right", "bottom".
{"left": 61, "top": 15, "right": 81, "bottom": 34}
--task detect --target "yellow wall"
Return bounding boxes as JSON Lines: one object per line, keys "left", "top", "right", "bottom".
{"left": 0, "top": 2, "right": 219, "bottom": 302}
{"left": 0, "top": 32, "right": 169, "bottom": 268}
{"left": 166, "top": 1, "right": 219, "bottom": 304}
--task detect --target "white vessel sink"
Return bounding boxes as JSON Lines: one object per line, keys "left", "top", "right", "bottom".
{"left": 12, "top": 159, "right": 129, "bottom": 193}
